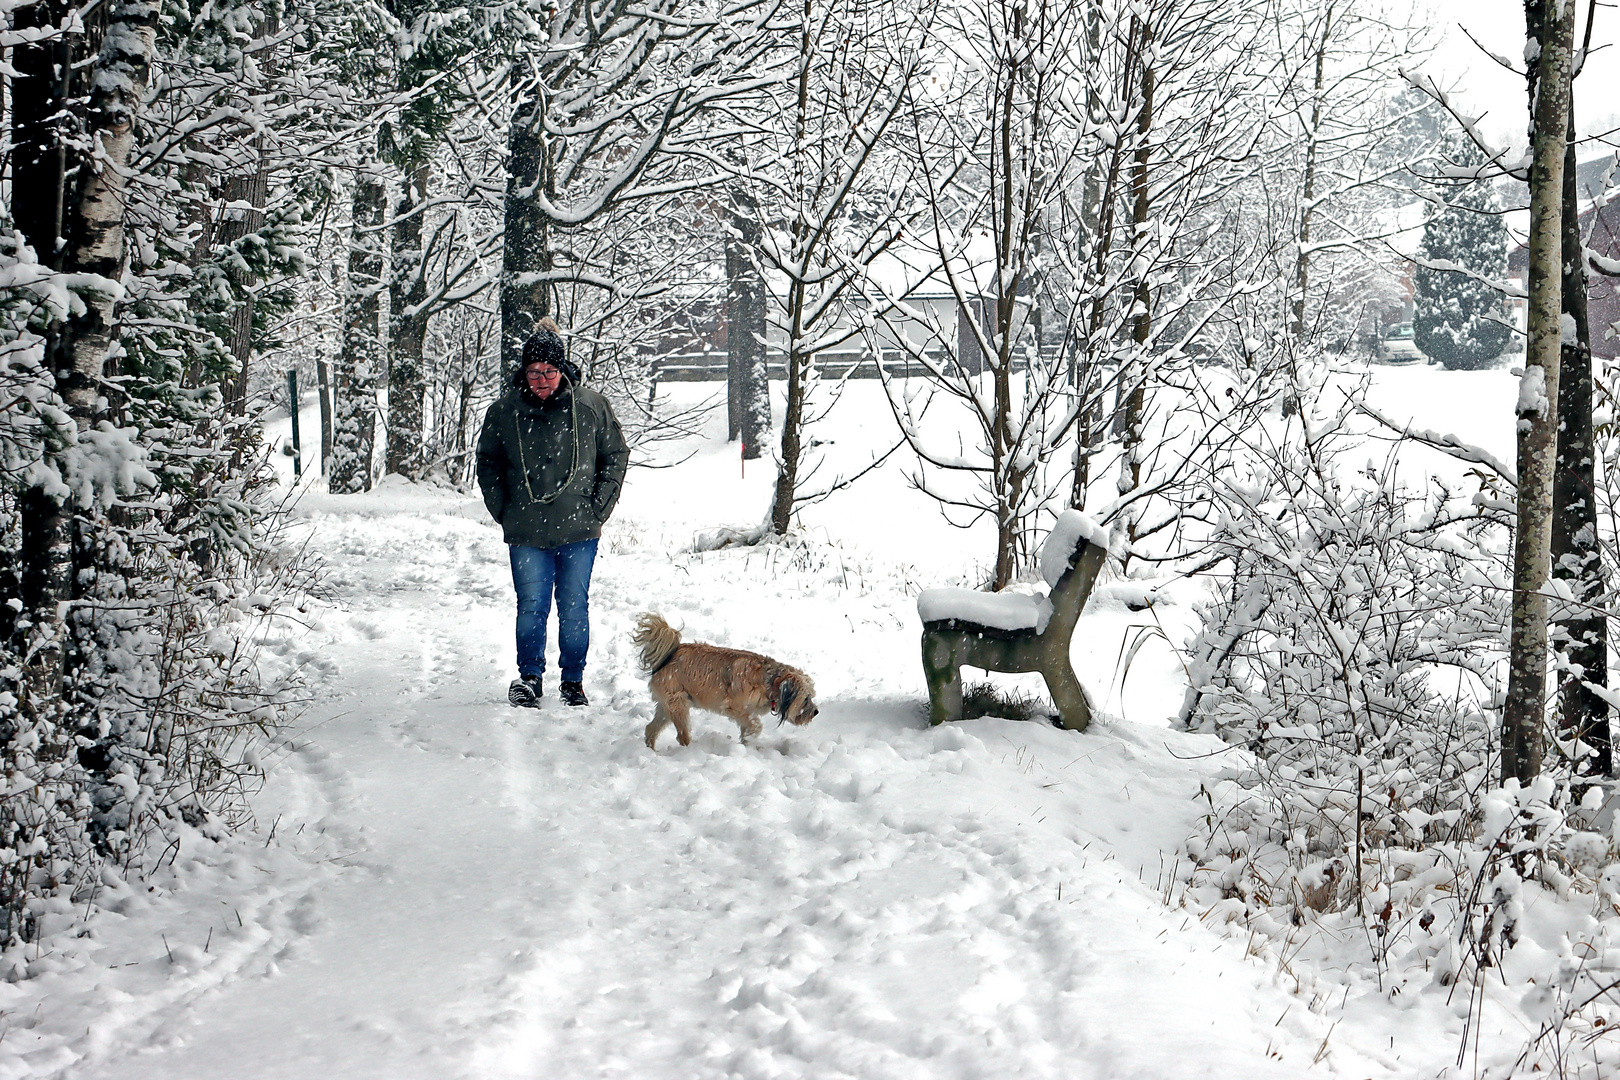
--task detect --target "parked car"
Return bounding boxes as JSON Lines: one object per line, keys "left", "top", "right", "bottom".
{"left": 1374, "top": 323, "right": 1425, "bottom": 364}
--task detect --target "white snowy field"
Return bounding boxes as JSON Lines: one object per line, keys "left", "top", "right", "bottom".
{"left": 0, "top": 361, "right": 1536, "bottom": 1079}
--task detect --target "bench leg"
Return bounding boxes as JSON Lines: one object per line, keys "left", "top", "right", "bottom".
{"left": 922, "top": 632, "right": 963, "bottom": 725}
{"left": 1042, "top": 661, "right": 1092, "bottom": 732}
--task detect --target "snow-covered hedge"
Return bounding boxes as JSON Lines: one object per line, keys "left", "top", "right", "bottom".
{"left": 0, "top": 203, "right": 305, "bottom": 953}
{"left": 1175, "top": 380, "right": 1620, "bottom": 1075}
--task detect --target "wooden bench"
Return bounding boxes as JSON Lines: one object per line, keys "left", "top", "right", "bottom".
{"left": 918, "top": 511, "right": 1110, "bottom": 731}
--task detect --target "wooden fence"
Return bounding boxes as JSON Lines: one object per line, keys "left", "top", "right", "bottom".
{"left": 648, "top": 348, "right": 1035, "bottom": 382}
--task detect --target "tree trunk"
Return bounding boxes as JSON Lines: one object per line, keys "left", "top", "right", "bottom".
{"left": 63, "top": 0, "right": 156, "bottom": 422}
{"left": 1504, "top": 0, "right": 1576, "bottom": 785}
{"left": 1290, "top": 4, "right": 1331, "bottom": 342}
{"left": 11, "top": 1, "right": 74, "bottom": 275}
{"left": 992, "top": 354, "right": 1019, "bottom": 589}
{"left": 214, "top": 151, "right": 270, "bottom": 414}
{"left": 770, "top": 332, "right": 806, "bottom": 535}
{"left": 12, "top": 0, "right": 81, "bottom": 703}
{"left": 330, "top": 173, "right": 386, "bottom": 494}
{"left": 387, "top": 162, "right": 431, "bottom": 479}
{"left": 726, "top": 183, "right": 768, "bottom": 459}
{"left": 455, "top": 372, "right": 476, "bottom": 486}
{"left": 1280, "top": 4, "right": 1331, "bottom": 421}
{"left": 316, "top": 358, "right": 334, "bottom": 474}
{"left": 991, "top": 296, "right": 1015, "bottom": 586}
{"left": 1115, "top": 21, "right": 1153, "bottom": 565}
{"left": 211, "top": 9, "right": 276, "bottom": 413}
{"left": 1551, "top": 108, "right": 1610, "bottom": 777}
{"left": 501, "top": 91, "right": 551, "bottom": 378}
{"left": 1072, "top": 58, "right": 1127, "bottom": 512}
{"left": 726, "top": 226, "right": 742, "bottom": 443}
{"left": 990, "top": 25, "right": 1026, "bottom": 592}
{"left": 1071, "top": 388, "right": 1098, "bottom": 511}
{"left": 1071, "top": 132, "right": 1125, "bottom": 507}
{"left": 769, "top": 7, "right": 817, "bottom": 538}
{"left": 13, "top": 0, "right": 155, "bottom": 709}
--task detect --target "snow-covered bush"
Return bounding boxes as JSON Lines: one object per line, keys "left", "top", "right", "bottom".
{"left": 0, "top": 430, "right": 306, "bottom": 953}
{"left": 1181, "top": 385, "right": 1509, "bottom": 912}
{"left": 0, "top": 83, "right": 312, "bottom": 947}
{"left": 0, "top": 382, "right": 306, "bottom": 955}
{"left": 1174, "top": 376, "right": 1620, "bottom": 1075}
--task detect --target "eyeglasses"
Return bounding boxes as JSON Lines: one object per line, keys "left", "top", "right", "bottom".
{"left": 524, "top": 367, "right": 561, "bottom": 382}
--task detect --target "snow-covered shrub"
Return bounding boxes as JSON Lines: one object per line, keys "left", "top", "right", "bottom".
{"left": 1177, "top": 380, "right": 1504, "bottom": 932}
{"left": 1175, "top": 378, "right": 1620, "bottom": 1075}
{"left": 0, "top": 189, "right": 310, "bottom": 948}
{"left": 0, "top": 428, "right": 307, "bottom": 950}
{"left": 1182, "top": 388, "right": 1510, "bottom": 912}
{"left": 1447, "top": 780, "right": 1620, "bottom": 1078}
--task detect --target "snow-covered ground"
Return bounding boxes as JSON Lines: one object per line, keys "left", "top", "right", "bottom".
{"left": 0, "top": 361, "right": 1534, "bottom": 1078}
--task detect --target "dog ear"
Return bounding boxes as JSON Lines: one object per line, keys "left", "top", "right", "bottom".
{"left": 776, "top": 678, "right": 798, "bottom": 721}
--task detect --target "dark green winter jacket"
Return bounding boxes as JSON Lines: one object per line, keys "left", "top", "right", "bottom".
{"left": 475, "top": 380, "right": 630, "bottom": 549}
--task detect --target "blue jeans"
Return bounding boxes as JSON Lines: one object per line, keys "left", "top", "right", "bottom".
{"left": 509, "top": 539, "right": 598, "bottom": 682}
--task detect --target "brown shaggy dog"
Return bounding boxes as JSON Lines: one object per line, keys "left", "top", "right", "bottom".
{"left": 632, "top": 612, "right": 819, "bottom": 749}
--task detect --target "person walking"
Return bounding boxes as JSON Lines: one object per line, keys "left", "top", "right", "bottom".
{"left": 477, "top": 317, "right": 630, "bottom": 708}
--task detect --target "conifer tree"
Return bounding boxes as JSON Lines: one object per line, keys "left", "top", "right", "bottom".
{"left": 1412, "top": 135, "right": 1512, "bottom": 370}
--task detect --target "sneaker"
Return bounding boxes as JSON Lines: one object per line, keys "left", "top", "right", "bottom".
{"left": 559, "top": 681, "right": 589, "bottom": 707}
{"left": 508, "top": 674, "right": 543, "bottom": 708}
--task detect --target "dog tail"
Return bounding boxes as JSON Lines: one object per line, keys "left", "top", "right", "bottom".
{"left": 631, "top": 612, "right": 682, "bottom": 673}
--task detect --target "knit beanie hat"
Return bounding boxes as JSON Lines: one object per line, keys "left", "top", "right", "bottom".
{"left": 521, "top": 317, "right": 581, "bottom": 385}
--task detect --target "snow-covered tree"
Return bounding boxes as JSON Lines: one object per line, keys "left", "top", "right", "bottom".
{"left": 878, "top": 0, "right": 1278, "bottom": 585}
{"left": 1503, "top": 0, "right": 1577, "bottom": 784}
{"left": 498, "top": 0, "right": 797, "bottom": 378}
{"left": 724, "top": 177, "right": 769, "bottom": 459}
{"left": 1256, "top": 3, "right": 1435, "bottom": 371}
{"left": 0, "top": 0, "right": 318, "bottom": 944}
{"left": 1181, "top": 379, "right": 1509, "bottom": 913}
{"left": 749, "top": 0, "right": 934, "bottom": 538}
{"left": 1412, "top": 135, "right": 1512, "bottom": 370}
{"left": 331, "top": 172, "right": 387, "bottom": 494}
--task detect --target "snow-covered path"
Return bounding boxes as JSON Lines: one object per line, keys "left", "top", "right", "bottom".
{"left": 50, "top": 479, "right": 1436, "bottom": 1080}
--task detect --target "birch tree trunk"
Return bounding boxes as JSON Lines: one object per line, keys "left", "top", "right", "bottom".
{"left": 64, "top": 0, "right": 158, "bottom": 415}
{"left": 15, "top": 0, "right": 158, "bottom": 705}
{"left": 1504, "top": 0, "right": 1576, "bottom": 785}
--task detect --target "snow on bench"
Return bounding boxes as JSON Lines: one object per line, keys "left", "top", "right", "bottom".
{"left": 916, "top": 588, "right": 1050, "bottom": 633}
{"left": 917, "top": 510, "right": 1111, "bottom": 731}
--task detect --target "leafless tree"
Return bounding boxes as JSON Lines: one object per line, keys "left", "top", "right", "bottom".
{"left": 873, "top": 0, "right": 1277, "bottom": 587}
{"left": 733, "top": 0, "right": 939, "bottom": 538}
{"left": 1503, "top": 0, "right": 1577, "bottom": 784}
